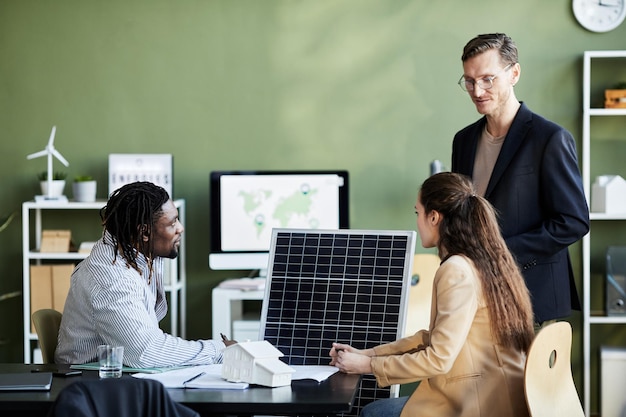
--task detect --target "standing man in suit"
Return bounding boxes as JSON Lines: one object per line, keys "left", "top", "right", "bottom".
{"left": 451, "top": 33, "right": 590, "bottom": 326}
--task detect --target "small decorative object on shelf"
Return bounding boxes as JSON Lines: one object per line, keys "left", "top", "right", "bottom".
{"left": 37, "top": 171, "right": 67, "bottom": 199}
{"left": 72, "top": 175, "right": 97, "bottom": 202}
{"left": 108, "top": 154, "right": 173, "bottom": 197}
{"left": 591, "top": 175, "right": 626, "bottom": 214}
{"left": 78, "top": 241, "right": 96, "bottom": 254}
{"left": 27, "top": 126, "right": 70, "bottom": 202}
{"left": 40, "top": 230, "right": 71, "bottom": 253}
{"left": 605, "top": 83, "right": 626, "bottom": 109}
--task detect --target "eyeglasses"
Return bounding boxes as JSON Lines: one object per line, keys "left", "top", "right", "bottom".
{"left": 458, "top": 63, "right": 513, "bottom": 92}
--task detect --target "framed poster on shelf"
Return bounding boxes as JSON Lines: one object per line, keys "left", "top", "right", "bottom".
{"left": 108, "top": 154, "right": 173, "bottom": 197}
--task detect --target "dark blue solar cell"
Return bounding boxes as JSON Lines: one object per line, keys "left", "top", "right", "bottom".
{"left": 261, "top": 229, "right": 415, "bottom": 417}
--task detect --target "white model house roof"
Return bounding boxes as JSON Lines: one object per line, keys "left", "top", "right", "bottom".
{"left": 222, "top": 341, "right": 295, "bottom": 387}
{"left": 256, "top": 357, "right": 295, "bottom": 374}
{"left": 233, "top": 340, "right": 285, "bottom": 358}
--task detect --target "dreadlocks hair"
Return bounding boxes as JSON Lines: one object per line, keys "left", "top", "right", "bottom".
{"left": 100, "top": 181, "right": 170, "bottom": 280}
{"left": 419, "top": 172, "right": 534, "bottom": 353}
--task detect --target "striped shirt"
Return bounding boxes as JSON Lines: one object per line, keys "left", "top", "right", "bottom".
{"left": 55, "top": 231, "right": 224, "bottom": 367}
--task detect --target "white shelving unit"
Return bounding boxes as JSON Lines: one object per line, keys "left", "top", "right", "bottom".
{"left": 581, "top": 50, "right": 626, "bottom": 417}
{"left": 211, "top": 286, "right": 264, "bottom": 341}
{"left": 22, "top": 199, "right": 186, "bottom": 363}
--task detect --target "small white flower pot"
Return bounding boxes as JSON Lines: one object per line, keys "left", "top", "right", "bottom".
{"left": 40, "top": 180, "right": 66, "bottom": 197}
{"left": 72, "top": 181, "right": 97, "bottom": 202}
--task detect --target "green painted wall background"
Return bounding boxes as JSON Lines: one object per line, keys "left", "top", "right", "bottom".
{"left": 1, "top": 0, "right": 625, "bottom": 413}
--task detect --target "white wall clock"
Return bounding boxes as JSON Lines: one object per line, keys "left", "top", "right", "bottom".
{"left": 573, "top": 0, "right": 626, "bottom": 32}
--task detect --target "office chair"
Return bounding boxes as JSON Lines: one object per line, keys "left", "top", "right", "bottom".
{"left": 31, "top": 308, "right": 62, "bottom": 364}
{"left": 404, "top": 253, "right": 439, "bottom": 336}
{"left": 524, "top": 321, "right": 584, "bottom": 417}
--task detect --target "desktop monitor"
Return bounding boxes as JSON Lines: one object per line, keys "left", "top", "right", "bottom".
{"left": 209, "top": 170, "right": 349, "bottom": 275}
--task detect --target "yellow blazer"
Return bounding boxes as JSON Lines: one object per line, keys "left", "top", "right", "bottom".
{"left": 370, "top": 255, "right": 529, "bottom": 417}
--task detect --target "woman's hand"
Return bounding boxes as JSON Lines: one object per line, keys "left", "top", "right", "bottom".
{"left": 329, "top": 342, "right": 360, "bottom": 364}
{"left": 329, "top": 342, "right": 373, "bottom": 374}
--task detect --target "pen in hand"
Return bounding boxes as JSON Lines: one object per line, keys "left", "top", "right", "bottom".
{"left": 221, "top": 332, "right": 237, "bottom": 346}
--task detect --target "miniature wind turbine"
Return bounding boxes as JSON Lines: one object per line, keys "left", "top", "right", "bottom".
{"left": 27, "top": 126, "right": 70, "bottom": 202}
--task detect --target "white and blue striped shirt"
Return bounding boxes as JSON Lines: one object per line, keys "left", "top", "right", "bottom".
{"left": 55, "top": 231, "right": 224, "bottom": 367}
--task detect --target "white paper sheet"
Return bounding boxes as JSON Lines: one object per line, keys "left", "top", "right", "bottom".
{"left": 132, "top": 364, "right": 248, "bottom": 389}
{"left": 290, "top": 365, "right": 339, "bottom": 382}
{"left": 132, "top": 364, "right": 339, "bottom": 388}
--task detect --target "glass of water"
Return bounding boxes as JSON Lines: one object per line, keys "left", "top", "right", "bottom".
{"left": 97, "top": 345, "right": 124, "bottom": 378}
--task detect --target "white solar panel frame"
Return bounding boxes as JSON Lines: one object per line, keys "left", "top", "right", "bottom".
{"left": 259, "top": 228, "right": 416, "bottom": 416}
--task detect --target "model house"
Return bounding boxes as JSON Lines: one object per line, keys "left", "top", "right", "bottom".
{"left": 592, "top": 175, "right": 626, "bottom": 214}
{"left": 221, "top": 340, "right": 295, "bottom": 387}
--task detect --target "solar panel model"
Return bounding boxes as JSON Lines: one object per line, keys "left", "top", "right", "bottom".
{"left": 260, "top": 228, "right": 416, "bottom": 416}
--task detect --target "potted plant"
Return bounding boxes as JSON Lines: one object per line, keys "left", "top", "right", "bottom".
{"left": 37, "top": 171, "right": 67, "bottom": 197}
{"left": 72, "top": 175, "right": 97, "bottom": 202}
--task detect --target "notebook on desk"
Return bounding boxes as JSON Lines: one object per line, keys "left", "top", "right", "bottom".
{"left": 70, "top": 362, "right": 190, "bottom": 374}
{"left": 0, "top": 372, "right": 52, "bottom": 391}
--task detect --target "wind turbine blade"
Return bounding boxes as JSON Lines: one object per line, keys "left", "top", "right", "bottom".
{"left": 51, "top": 149, "right": 70, "bottom": 167}
{"left": 27, "top": 150, "right": 48, "bottom": 160}
{"left": 47, "top": 126, "right": 57, "bottom": 147}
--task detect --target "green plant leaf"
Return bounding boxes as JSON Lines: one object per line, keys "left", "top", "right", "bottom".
{"left": 37, "top": 171, "right": 67, "bottom": 180}
{"left": 0, "top": 212, "right": 16, "bottom": 233}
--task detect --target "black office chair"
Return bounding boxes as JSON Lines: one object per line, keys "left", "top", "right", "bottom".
{"left": 47, "top": 376, "right": 199, "bottom": 417}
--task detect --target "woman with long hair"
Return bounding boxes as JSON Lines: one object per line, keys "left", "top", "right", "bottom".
{"left": 330, "top": 172, "right": 534, "bottom": 417}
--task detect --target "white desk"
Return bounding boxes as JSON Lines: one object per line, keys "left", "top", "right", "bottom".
{"left": 212, "top": 285, "right": 265, "bottom": 341}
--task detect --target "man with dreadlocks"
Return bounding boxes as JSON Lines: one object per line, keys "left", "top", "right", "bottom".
{"left": 56, "top": 181, "right": 232, "bottom": 367}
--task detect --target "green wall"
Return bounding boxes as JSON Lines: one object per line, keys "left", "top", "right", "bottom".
{"left": 1, "top": 0, "right": 625, "bottom": 413}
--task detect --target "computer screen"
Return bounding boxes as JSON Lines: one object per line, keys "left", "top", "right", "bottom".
{"left": 209, "top": 170, "right": 349, "bottom": 275}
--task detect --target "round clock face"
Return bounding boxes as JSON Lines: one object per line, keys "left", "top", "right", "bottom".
{"left": 573, "top": 0, "right": 626, "bottom": 32}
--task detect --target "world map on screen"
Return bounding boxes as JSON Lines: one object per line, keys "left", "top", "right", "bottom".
{"left": 220, "top": 174, "right": 342, "bottom": 252}
{"left": 239, "top": 185, "right": 320, "bottom": 237}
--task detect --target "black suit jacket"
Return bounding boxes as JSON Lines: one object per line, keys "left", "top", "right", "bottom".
{"left": 452, "top": 102, "right": 590, "bottom": 323}
{"left": 48, "top": 377, "right": 199, "bottom": 417}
